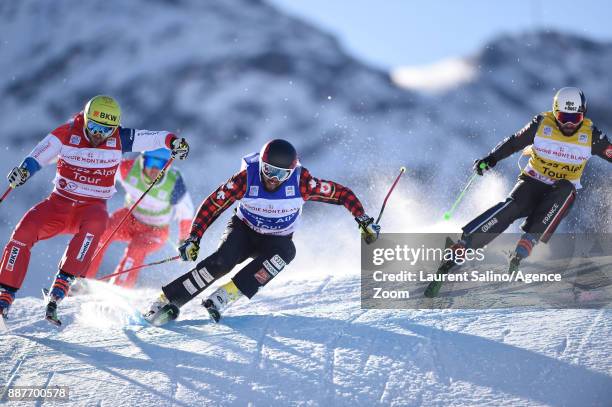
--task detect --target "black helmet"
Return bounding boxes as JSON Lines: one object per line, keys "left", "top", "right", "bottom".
{"left": 259, "top": 139, "right": 298, "bottom": 183}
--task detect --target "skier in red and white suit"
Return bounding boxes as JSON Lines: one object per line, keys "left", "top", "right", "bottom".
{"left": 0, "top": 95, "right": 190, "bottom": 324}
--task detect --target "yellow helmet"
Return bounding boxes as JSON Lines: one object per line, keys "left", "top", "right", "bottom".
{"left": 83, "top": 95, "right": 121, "bottom": 142}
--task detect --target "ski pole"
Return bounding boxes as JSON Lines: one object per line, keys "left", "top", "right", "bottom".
{"left": 97, "top": 255, "right": 181, "bottom": 281}
{"left": 443, "top": 162, "right": 486, "bottom": 221}
{"left": 375, "top": 166, "right": 406, "bottom": 224}
{"left": 0, "top": 186, "right": 13, "bottom": 204}
{"left": 88, "top": 156, "right": 175, "bottom": 266}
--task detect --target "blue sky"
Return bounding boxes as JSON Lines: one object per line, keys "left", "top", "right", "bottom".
{"left": 269, "top": 0, "right": 612, "bottom": 69}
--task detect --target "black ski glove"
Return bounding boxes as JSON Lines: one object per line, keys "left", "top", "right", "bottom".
{"left": 473, "top": 155, "right": 497, "bottom": 176}
{"left": 355, "top": 214, "right": 381, "bottom": 245}
{"left": 7, "top": 166, "right": 30, "bottom": 188}
{"left": 178, "top": 235, "right": 200, "bottom": 261}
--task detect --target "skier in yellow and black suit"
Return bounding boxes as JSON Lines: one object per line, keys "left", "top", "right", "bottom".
{"left": 425, "top": 87, "right": 612, "bottom": 297}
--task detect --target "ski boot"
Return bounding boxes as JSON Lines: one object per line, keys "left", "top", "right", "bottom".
{"left": 424, "top": 238, "right": 464, "bottom": 298}
{"left": 202, "top": 299, "right": 222, "bottom": 323}
{"left": 44, "top": 271, "right": 76, "bottom": 326}
{"left": 424, "top": 259, "right": 458, "bottom": 298}
{"left": 508, "top": 233, "right": 536, "bottom": 274}
{"left": 45, "top": 300, "right": 61, "bottom": 326}
{"left": 143, "top": 293, "right": 180, "bottom": 326}
{"left": 508, "top": 254, "right": 521, "bottom": 274}
{"left": 0, "top": 286, "right": 16, "bottom": 320}
{"left": 202, "top": 281, "right": 243, "bottom": 323}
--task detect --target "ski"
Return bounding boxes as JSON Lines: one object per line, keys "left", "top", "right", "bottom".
{"left": 0, "top": 316, "right": 7, "bottom": 332}
{"left": 202, "top": 299, "right": 221, "bottom": 323}
{"left": 41, "top": 288, "right": 62, "bottom": 327}
{"left": 45, "top": 302, "right": 62, "bottom": 326}
{"left": 424, "top": 237, "right": 456, "bottom": 298}
{"left": 143, "top": 303, "right": 180, "bottom": 327}
{"left": 508, "top": 254, "right": 521, "bottom": 274}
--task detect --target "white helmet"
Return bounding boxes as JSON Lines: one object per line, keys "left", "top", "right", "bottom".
{"left": 553, "top": 87, "right": 586, "bottom": 125}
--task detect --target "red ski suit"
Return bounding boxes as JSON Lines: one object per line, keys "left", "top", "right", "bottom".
{"left": 84, "top": 160, "right": 193, "bottom": 288}
{"left": 0, "top": 113, "right": 176, "bottom": 290}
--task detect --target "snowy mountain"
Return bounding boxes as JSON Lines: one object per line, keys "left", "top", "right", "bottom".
{"left": 0, "top": 2, "right": 611, "bottom": 405}
{"left": 2, "top": 1, "right": 610, "bottom": 290}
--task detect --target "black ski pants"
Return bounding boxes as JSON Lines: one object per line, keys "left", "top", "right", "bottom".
{"left": 163, "top": 215, "right": 296, "bottom": 307}
{"left": 461, "top": 175, "right": 576, "bottom": 249}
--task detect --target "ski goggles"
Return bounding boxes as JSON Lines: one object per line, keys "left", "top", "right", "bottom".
{"left": 555, "top": 111, "right": 583, "bottom": 125}
{"left": 143, "top": 156, "right": 169, "bottom": 170}
{"left": 261, "top": 162, "right": 294, "bottom": 182}
{"left": 86, "top": 120, "right": 116, "bottom": 139}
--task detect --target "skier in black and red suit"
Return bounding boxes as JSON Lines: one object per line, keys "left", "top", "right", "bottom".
{"left": 145, "top": 139, "right": 380, "bottom": 324}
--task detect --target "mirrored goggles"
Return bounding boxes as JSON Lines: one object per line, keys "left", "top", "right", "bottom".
{"left": 143, "top": 156, "right": 169, "bottom": 170}
{"left": 86, "top": 120, "right": 116, "bottom": 139}
{"left": 555, "top": 111, "right": 583, "bottom": 125}
{"left": 261, "top": 162, "right": 293, "bottom": 182}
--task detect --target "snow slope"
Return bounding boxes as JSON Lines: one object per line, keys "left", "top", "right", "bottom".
{"left": 2, "top": 277, "right": 611, "bottom": 406}
{"left": 1, "top": 0, "right": 611, "bottom": 294}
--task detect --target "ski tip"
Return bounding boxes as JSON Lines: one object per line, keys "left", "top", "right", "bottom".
{"left": 142, "top": 303, "right": 180, "bottom": 327}
{"left": 45, "top": 317, "right": 62, "bottom": 327}
{"left": 41, "top": 288, "right": 50, "bottom": 302}
{"left": 424, "top": 283, "right": 441, "bottom": 298}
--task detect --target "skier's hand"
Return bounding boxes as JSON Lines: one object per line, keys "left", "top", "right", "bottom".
{"left": 7, "top": 166, "right": 30, "bottom": 188}
{"left": 473, "top": 156, "right": 496, "bottom": 176}
{"left": 171, "top": 137, "right": 190, "bottom": 160}
{"left": 178, "top": 235, "right": 200, "bottom": 261}
{"left": 355, "top": 214, "right": 381, "bottom": 245}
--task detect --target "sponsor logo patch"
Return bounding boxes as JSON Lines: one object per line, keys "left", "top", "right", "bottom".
{"left": 543, "top": 203, "right": 559, "bottom": 225}
{"left": 58, "top": 179, "right": 67, "bottom": 189}
{"left": 254, "top": 268, "right": 272, "bottom": 285}
{"left": 97, "top": 111, "right": 118, "bottom": 122}
{"left": 183, "top": 279, "right": 197, "bottom": 295}
{"left": 198, "top": 267, "right": 214, "bottom": 283}
{"left": 6, "top": 246, "right": 20, "bottom": 271}
{"left": 270, "top": 255, "right": 286, "bottom": 270}
{"left": 76, "top": 233, "right": 95, "bottom": 261}
{"left": 605, "top": 145, "right": 612, "bottom": 159}
{"left": 578, "top": 134, "right": 588, "bottom": 144}
{"left": 285, "top": 185, "right": 295, "bottom": 197}
{"left": 320, "top": 182, "right": 332, "bottom": 195}
{"left": 542, "top": 126, "right": 553, "bottom": 137}
{"left": 191, "top": 270, "right": 205, "bottom": 288}
{"left": 106, "top": 138, "right": 117, "bottom": 148}
{"left": 249, "top": 186, "right": 259, "bottom": 196}
{"left": 70, "top": 135, "right": 81, "bottom": 145}
{"left": 481, "top": 218, "right": 498, "bottom": 232}
{"left": 263, "top": 260, "right": 278, "bottom": 276}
